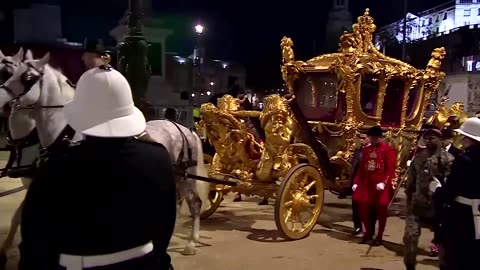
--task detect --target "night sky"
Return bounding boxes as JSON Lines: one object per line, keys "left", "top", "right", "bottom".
{"left": 2, "top": 0, "right": 450, "bottom": 88}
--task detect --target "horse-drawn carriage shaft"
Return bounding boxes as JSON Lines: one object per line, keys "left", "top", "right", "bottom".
{"left": 197, "top": 8, "right": 447, "bottom": 241}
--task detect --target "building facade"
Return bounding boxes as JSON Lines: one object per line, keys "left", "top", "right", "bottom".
{"left": 376, "top": 0, "right": 480, "bottom": 48}
{"left": 110, "top": 2, "right": 246, "bottom": 126}
{"left": 376, "top": 0, "right": 480, "bottom": 115}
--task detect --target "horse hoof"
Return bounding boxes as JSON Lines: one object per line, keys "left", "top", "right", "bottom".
{"left": 0, "top": 253, "right": 7, "bottom": 270}
{"left": 181, "top": 246, "right": 196, "bottom": 256}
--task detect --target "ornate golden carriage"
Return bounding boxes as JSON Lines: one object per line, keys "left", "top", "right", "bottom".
{"left": 197, "top": 9, "right": 446, "bottom": 240}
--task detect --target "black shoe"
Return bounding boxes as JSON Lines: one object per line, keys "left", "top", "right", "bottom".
{"left": 0, "top": 253, "right": 6, "bottom": 270}
{"left": 360, "top": 237, "right": 372, "bottom": 244}
{"left": 258, "top": 199, "right": 268, "bottom": 205}
{"left": 338, "top": 194, "right": 347, "bottom": 199}
{"left": 233, "top": 194, "right": 242, "bottom": 202}
{"left": 370, "top": 239, "right": 382, "bottom": 246}
{"left": 352, "top": 227, "right": 361, "bottom": 235}
{"left": 405, "top": 264, "right": 415, "bottom": 270}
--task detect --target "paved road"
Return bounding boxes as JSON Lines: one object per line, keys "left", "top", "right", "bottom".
{"left": 1, "top": 176, "right": 438, "bottom": 270}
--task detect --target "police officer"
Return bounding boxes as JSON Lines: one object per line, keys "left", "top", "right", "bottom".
{"left": 19, "top": 66, "right": 176, "bottom": 270}
{"left": 429, "top": 128, "right": 464, "bottom": 257}
{"left": 432, "top": 117, "right": 480, "bottom": 270}
{"left": 82, "top": 38, "right": 111, "bottom": 70}
{"left": 403, "top": 127, "right": 454, "bottom": 270}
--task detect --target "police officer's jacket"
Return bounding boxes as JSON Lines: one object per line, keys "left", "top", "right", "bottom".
{"left": 19, "top": 136, "right": 176, "bottom": 270}
{"left": 443, "top": 144, "right": 480, "bottom": 205}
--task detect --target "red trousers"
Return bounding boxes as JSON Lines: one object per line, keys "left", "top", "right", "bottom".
{"left": 360, "top": 203, "right": 388, "bottom": 240}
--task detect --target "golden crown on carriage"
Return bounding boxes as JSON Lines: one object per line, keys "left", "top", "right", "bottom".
{"left": 196, "top": 9, "right": 447, "bottom": 240}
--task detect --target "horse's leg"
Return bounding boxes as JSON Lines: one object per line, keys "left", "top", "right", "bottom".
{"left": 182, "top": 186, "right": 202, "bottom": 256}
{"left": 0, "top": 200, "right": 24, "bottom": 270}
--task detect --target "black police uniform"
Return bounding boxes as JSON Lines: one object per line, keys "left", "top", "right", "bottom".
{"left": 19, "top": 136, "right": 176, "bottom": 270}
{"left": 441, "top": 144, "right": 480, "bottom": 269}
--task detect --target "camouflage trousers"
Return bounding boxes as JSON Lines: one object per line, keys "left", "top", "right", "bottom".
{"left": 403, "top": 213, "right": 446, "bottom": 267}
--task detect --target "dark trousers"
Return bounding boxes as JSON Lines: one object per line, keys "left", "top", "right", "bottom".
{"left": 360, "top": 203, "right": 386, "bottom": 240}
{"left": 352, "top": 201, "right": 376, "bottom": 232}
{"left": 432, "top": 192, "right": 443, "bottom": 244}
{"left": 442, "top": 203, "right": 480, "bottom": 270}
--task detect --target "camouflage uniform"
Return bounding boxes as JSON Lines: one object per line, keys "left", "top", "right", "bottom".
{"left": 403, "top": 148, "right": 454, "bottom": 268}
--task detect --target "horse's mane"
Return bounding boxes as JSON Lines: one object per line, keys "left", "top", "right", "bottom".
{"left": 43, "top": 64, "right": 75, "bottom": 103}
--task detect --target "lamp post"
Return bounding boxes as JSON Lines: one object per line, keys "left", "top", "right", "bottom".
{"left": 192, "top": 23, "right": 205, "bottom": 103}
{"left": 402, "top": 0, "right": 408, "bottom": 61}
{"left": 117, "top": 0, "right": 151, "bottom": 115}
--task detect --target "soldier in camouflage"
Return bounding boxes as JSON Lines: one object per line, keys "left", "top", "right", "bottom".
{"left": 403, "top": 127, "right": 454, "bottom": 270}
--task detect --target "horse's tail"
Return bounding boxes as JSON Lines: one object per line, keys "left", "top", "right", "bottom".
{"left": 193, "top": 132, "right": 211, "bottom": 212}
{"left": 179, "top": 132, "right": 211, "bottom": 216}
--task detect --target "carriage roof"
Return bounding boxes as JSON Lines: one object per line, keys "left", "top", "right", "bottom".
{"left": 280, "top": 9, "right": 446, "bottom": 133}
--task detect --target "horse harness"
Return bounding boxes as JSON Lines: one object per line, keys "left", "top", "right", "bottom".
{"left": 136, "top": 120, "right": 198, "bottom": 177}
{"left": 0, "top": 125, "right": 76, "bottom": 179}
{"left": 0, "top": 62, "right": 76, "bottom": 180}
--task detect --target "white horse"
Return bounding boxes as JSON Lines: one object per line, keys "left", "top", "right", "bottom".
{"left": 0, "top": 48, "right": 38, "bottom": 270}
{"left": 0, "top": 51, "right": 211, "bottom": 257}
{"left": 0, "top": 50, "right": 78, "bottom": 269}
{"left": 0, "top": 48, "right": 24, "bottom": 85}
{"left": 142, "top": 120, "right": 211, "bottom": 255}
{"left": 0, "top": 108, "right": 38, "bottom": 270}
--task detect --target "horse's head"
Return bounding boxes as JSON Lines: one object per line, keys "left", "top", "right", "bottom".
{"left": 0, "top": 50, "right": 50, "bottom": 109}
{"left": 0, "top": 48, "right": 24, "bottom": 85}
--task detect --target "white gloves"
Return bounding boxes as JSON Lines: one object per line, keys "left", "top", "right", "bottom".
{"left": 352, "top": 184, "right": 358, "bottom": 192}
{"left": 406, "top": 160, "right": 412, "bottom": 167}
{"left": 429, "top": 176, "right": 442, "bottom": 193}
{"left": 376, "top": 182, "right": 386, "bottom": 191}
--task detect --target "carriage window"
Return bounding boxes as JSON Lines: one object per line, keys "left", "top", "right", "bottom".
{"left": 406, "top": 84, "right": 421, "bottom": 119}
{"left": 381, "top": 78, "right": 405, "bottom": 127}
{"left": 360, "top": 75, "right": 379, "bottom": 117}
{"left": 294, "top": 72, "right": 343, "bottom": 121}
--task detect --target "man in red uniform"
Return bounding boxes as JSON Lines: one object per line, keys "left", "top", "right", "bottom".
{"left": 352, "top": 126, "right": 397, "bottom": 246}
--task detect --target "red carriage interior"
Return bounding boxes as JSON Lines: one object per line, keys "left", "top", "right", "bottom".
{"left": 294, "top": 72, "right": 345, "bottom": 122}
{"left": 293, "top": 70, "right": 418, "bottom": 128}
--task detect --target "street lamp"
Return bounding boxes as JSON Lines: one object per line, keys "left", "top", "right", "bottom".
{"left": 195, "top": 24, "right": 204, "bottom": 34}
{"left": 117, "top": 0, "right": 151, "bottom": 116}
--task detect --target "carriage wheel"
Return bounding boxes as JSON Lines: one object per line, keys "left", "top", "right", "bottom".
{"left": 274, "top": 164, "right": 324, "bottom": 240}
{"left": 200, "top": 154, "right": 223, "bottom": 219}
{"left": 200, "top": 188, "right": 223, "bottom": 219}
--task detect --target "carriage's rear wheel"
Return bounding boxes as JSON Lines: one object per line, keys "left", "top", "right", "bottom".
{"left": 274, "top": 164, "right": 324, "bottom": 240}
{"left": 200, "top": 154, "right": 223, "bottom": 219}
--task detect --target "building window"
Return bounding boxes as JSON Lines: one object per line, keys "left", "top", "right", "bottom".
{"left": 465, "top": 9, "right": 471, "bottom": 17}
{"left": 478, "top": 8, "right": 480, "bottom": 16}
{"left": 436, "top": 27, "right": 439, "bottom": 33}
{"left": 429, "top": 17, "right": 433, "bottom": 25}
{"left": 460, "top": 0, "right": 473, "bottom": 3}
{"left": 467, "top": 60, "right": 474, "bottom": 72}
{"left": 443, "top": 12, "right": 448, "bottom": 20}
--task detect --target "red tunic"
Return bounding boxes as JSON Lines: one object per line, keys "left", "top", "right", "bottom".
{"left": 352, "top": 142, "right": 396, "bottom": 206}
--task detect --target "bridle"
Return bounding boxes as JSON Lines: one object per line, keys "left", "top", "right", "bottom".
{"left": 0, "top": 61, "right": 76, "bottom": 179}
{"left": 0, "top": 62, "right": 65, "bottom": 111}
